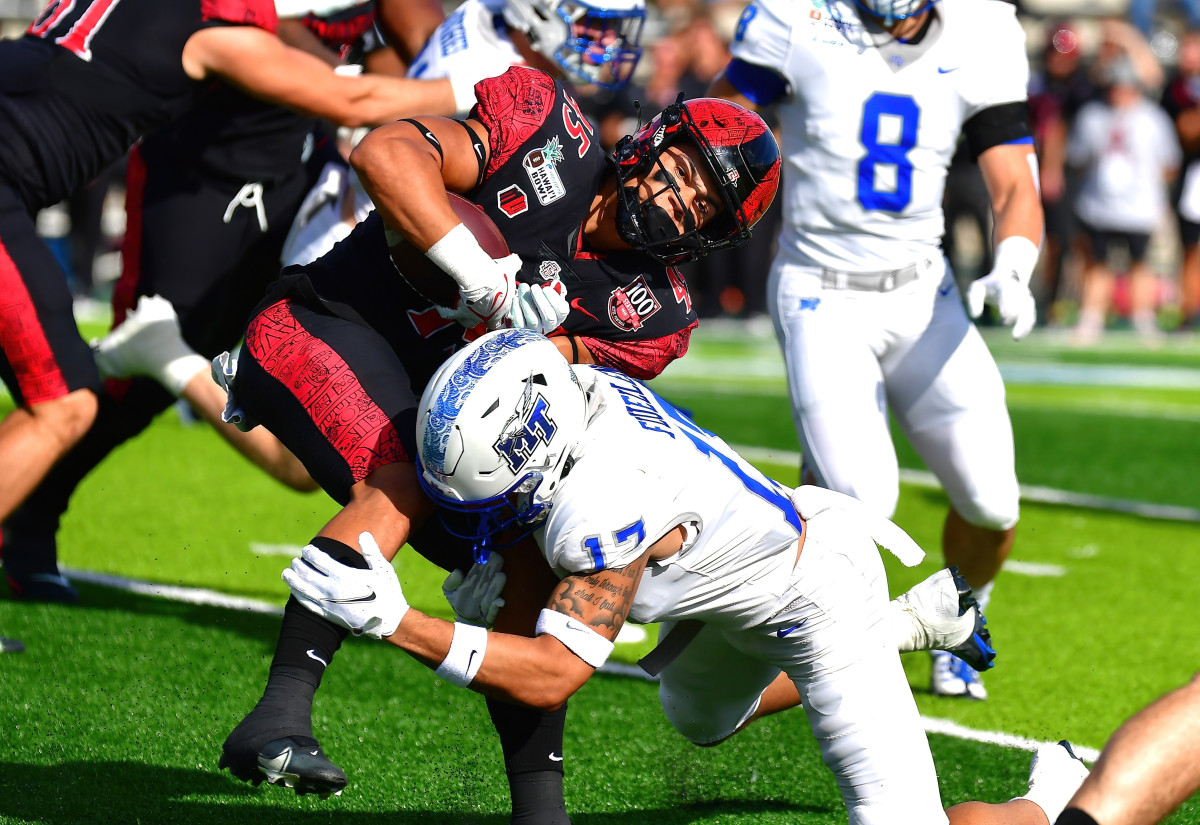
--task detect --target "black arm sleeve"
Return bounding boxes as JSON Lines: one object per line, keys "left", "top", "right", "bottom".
{"left": 963, "top": 101, "right": 1033, "bottom": 161}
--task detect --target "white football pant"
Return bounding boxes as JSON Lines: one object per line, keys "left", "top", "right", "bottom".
{"left": 658, "top": 505, "right": 949, "bottom": 825}
{"left": 767, "top": 254, "right": 1019, "bottom": 530}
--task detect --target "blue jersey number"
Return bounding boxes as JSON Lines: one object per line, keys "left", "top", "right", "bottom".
{"left": 654, "top": 395, "right": 802, "bottom": 534}
{"left": 857, "top": 93, "right": 920, "bottom": 212}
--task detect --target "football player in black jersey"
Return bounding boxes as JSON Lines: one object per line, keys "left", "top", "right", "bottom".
{"left": 215, "top": 64, "right": 780, "bottom": 822}
{"left": 0, "top": 0, "right": 499, "bottom": 585}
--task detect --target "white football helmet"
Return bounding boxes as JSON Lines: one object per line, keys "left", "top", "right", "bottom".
{"left": 503, "top": 0, "right": 645, "bottom": 89}
{"left": 417, "top": 329, "right": 588, "bottom": 560}
{"left": 854, "top": 0, "right": 937, "bottom": 25}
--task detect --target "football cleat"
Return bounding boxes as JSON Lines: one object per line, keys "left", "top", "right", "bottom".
{"left": 931, "top": 650, "right": 988, "bottom": 700}
{"left": 1022, "top": 740, "right": 1090, "bottom": 822}
{"left": 221, "top": 714, "right": 347, "bottom": 798}
{"left": 1, "top": 526, "right": 78, "bottom": 604}
{"left": 256, "top": 737, "right": 347, "bottom": 798}
{"left": 0, "top": 636, "right": 25, "bottom": 653}
{"left": 894, "top": 567, "right": 996, "bottom": 671}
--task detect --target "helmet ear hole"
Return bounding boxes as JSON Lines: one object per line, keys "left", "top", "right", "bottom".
{"left": 417, "top": 330, "right": 590, "bottom": 556}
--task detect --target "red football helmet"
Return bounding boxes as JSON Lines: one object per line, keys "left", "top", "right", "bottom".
{"left": 613, "top": 96, "right": 780, "bottom": 265}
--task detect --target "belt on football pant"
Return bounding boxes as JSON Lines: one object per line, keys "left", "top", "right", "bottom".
{"left": 637, "top": 618, "right": 705, "bottom": 677}
{"left": 819, "top": 260, "right": 925, "bottom": 292}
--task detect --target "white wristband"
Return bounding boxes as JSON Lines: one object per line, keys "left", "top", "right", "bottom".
{"left": 162, "top": 353, "right": 211, "bottom": 398}
{"left": 535, "top": 608, "right": 614, "bottom": 668}
{"left": 434, "top": 621, "right": 488, "bottom": 687}
{"left": 992, "top": 236, "right": 1040, "bottom": 289}
{"left": 424, "top": 223, "right": 498, "bottom": 293}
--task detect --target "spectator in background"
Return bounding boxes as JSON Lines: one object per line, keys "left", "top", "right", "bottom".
{"left": 1095, "top": 18, "right": 1164, "bottom": 95}
{"left": 1067, "top": 57, "right": 1180, "bottom": 345}
{"left": 1162, "top": 28, "right": 1200, "bottom": 332}
{"left": 1028, "top": 20, "right": 1094, "bottom": 325}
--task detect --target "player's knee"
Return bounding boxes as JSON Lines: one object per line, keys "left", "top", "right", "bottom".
{"left": 951, "top": 493, "right": 1019, "bottom": 531}
{"left": 835, "top": 481, "right": 898, "bottom": 521}
{"left": 660, "top": 690, "right": 754, "bottom": 747}
{"left": 31, "top": 389, "right": 98, "bottom": 448}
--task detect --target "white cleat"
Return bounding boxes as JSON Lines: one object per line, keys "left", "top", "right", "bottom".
{"left": 1021, "top": 740, "right": 1090, "bottom": 823}
{"left": 92, "top": 294, "right": 188, "bottom": 381}
{"left": 931, "top": 649, "right": 988, "bottom": 700}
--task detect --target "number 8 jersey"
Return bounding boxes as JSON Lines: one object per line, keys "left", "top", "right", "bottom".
{"left": 728, "top": 0, "right": 1029, "bottom": 272}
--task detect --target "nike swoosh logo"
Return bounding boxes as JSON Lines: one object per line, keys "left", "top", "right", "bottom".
{"left": 423, "top": 129, "right": 440, "bottom": 147}
{"left": 549, "top": 753, "right": 564, "bottom": 762}
{"left": 776, "top": 621, "right": 806, "bottom": 637}
{"left": 466, "top": 649, "right": 477, "bottom": 672}
{"left": 330, "top": 590, "right": 377, "bottom": 604}
{"left": 937, "top": 66, "right": 958, "bottom": 74}
{"left": 306, "top": 649, "right": 329, "bottom": 667}
{"left": 569, "top": 297, "right": 599, "bottom": 321}
{"left": 938, "top": 284, "right": 953, "bottom": 296}
{"left": 474, "top": 143, "right": 484, "bottom": 160}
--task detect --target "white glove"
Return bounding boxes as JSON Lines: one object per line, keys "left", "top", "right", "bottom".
{"left": 508, "top": 278, "right": 569, "bottom": 334}
{"left": 282, "top": 532, "right": 409, "bottom": 639}
{"left": 442, "top": 553, "right": 507, "bottom": 627}
{"left": 965, "top": 236, "right": 1039, "bottom": 341}
{"left": 790, "top": 485, "right": 925, "bottom": 567}
{"left": 92, "top": 295, "right": 209, "bottom": 396}
{"left": 435, "top": 252, "right": 523, "bottom": 330}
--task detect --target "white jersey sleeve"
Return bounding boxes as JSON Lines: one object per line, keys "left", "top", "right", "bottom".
{"left": 728, "top": 0, "right": 793, "bottom": 88}
{"left": 541, "top": 465, "right": 683, "bottom": 578}
{"left": 954, "top": 0, "right": 1029, "bottom": 119}
{"left": 405, "top": 0, "right": 524, "bottom": 115}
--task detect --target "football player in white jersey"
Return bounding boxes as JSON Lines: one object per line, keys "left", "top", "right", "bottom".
{"left": 707, "top": 0, "right": 1044, "bottom": 700}
{"left": 280, "top": 0, "right": 646, "bottom": 266}
{"left": 282, "top": 329, "right": 1088, "bottom": 825}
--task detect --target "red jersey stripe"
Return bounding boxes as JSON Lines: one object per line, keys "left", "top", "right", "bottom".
{"left": 245, "top": 300, "right": 408, "bottom": 481}
{"left": 0, "top": 242, "right": 71, "bottom": 404}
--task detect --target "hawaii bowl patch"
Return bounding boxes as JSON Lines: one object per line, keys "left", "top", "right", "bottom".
{"left": 523, "top": 137, "right": 566, "bottom": 206}
{"left": 608, "top": 276, "right": 661, "bottom": 332}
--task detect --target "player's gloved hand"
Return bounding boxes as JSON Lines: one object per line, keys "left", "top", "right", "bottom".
{"left": 790, "top": 486, "right": 925, "bottom": 567}
{"left": 92, "top": 294, "right": 209, "bottom": 397}
{"left": 424, "top": 222, "right": 523, "bottom": 330}
{"left": 283, "top": 531, "right": 408, "bottom": 639}
{"left": 965, "top": 236, "right": 1040, "bottom": 341}
{"left": 442, "top": 553, "right": 507, "bottom": 627}
{"left": 436, "top": 252, "right": 523, "bottom": 330}
{"left": 507, "top": 278, "right": 569, "bottom": 334}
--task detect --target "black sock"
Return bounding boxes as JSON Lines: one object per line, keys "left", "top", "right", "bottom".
{"left": 261, "top": 537, "right": 370, "bottom": 716}
{"left": 1055, "top": 809, "right": 1099, "bottom": 825}
{"left": 487, "top": 698, "right": 570, "bottom": 825}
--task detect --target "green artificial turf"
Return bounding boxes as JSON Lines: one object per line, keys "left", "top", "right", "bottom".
{"left": 3, "top": 323, "right": 1200, "bottom": 822}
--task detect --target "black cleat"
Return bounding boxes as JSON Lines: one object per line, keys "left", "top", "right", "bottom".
{"left": 1, "top": 526, "right": 78, "bottom": 603}
{"left": 945, "top": 567, "right": 996, "bottom": 673}
{"left": 0, "top": 636, "right": 24, "bottom": 653}
{"left": 6, "top": 571, "right": 79, "bottom": 603}
{"left": 256, "top": 736, "right": 347, "bottom": 797}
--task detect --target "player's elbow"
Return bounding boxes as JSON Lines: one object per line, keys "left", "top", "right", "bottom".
{"left": 519, "top": 645, "right": 594, "bottom": 711}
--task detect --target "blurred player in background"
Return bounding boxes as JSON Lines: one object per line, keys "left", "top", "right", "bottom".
{"left": 216, "top": 66, "right": 780, "bottom": 825}
{"left": 708, "top": 0, "right": 1043, "bottom": 701}
{"left": 0, "top": 0, "right": 463, "bottom": 596}
{"left": 1, "top": 0, "right": 451, "bottom": 601}
{"left": 282, "top": 328, "right": 1086, "bottom": 825}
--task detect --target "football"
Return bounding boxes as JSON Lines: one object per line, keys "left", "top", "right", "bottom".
{"left": 388, "top": 192, "right": 510, "bottom": 307}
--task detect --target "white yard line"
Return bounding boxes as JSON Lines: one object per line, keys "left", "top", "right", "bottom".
{"left": 61, "top": 566, "right": 1101, "bottom": 760}
{"left": 733, "top": 445, "right": 1200, "bottom": 524}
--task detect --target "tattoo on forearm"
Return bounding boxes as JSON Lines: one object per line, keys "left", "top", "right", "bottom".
{"left": 549, "top": 554, "right": 650, "bottom": 636}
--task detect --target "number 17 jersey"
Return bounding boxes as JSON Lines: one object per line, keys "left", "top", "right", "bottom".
{"left": 730, "top": 0, "right": 1028, "bottom": 271}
